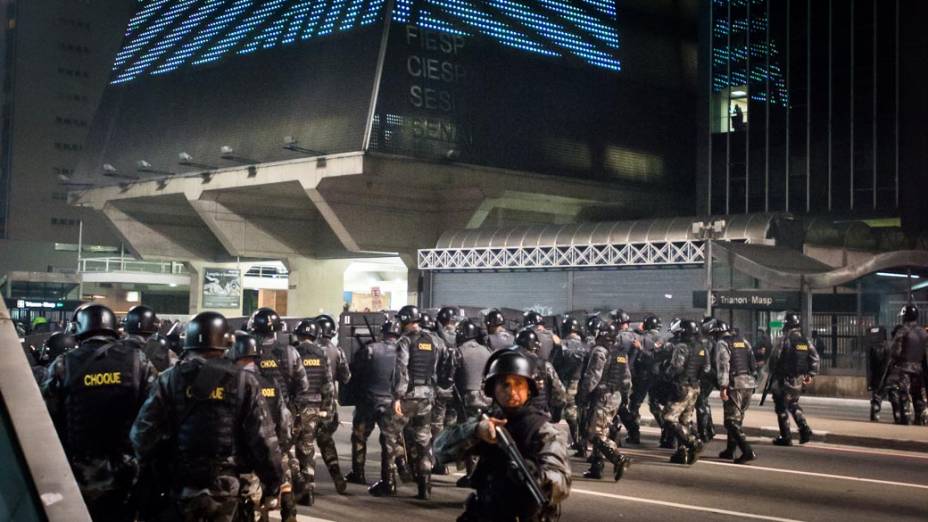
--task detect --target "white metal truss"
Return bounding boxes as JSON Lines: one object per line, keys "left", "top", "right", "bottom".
{"left": 418, "top": 241, "right": 705, "bottom": 270}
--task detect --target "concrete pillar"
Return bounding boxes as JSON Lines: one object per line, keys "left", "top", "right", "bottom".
{"left": 286, "top": 257, "right": 351, "bottom": 317}
{"left": 187, "top": 260, "right": 245, "bottom": 317}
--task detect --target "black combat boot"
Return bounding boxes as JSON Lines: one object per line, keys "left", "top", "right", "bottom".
{"left": 416, "top": 475, "right": 432, "bottom": 500}
{"left": 455, "top": 474, "right": 472, "bottom": 488}
{"left": 735, "top": 436, "right": 757, "bottom": 464}
{"left": 669, "top": 446, "right": 688, "bottom": 464}
{"left": 798, "top": 424, "right": 813, "bottom": 444}
{"left": 583, "top": 460, "right": 604, "bottom": 479}
{"left": 432, "top": 462, "right": 448, "bottom": 475}
{"left": 329, "top": 463, "right": 348, "bottom": 494}
{"left": 685, "top": 438, "right": 700, "bottom": 465}
{"left": 772, "top": 414, "right": 792, "bottom": 446}
{"left": 659, "top": 427, "right": 676, "bottom": 449}
{"left": 718, "top": 433, "right": 737, "bottom": 460}
{"left": 870, "top": 400, "right": 881, "bottom": 422}
{"left": 574, "top": 443, "right": 588, "bottom": 458}
{"left": 281, "top": 490, "right": 299, "bottom": 520}
{"left": 597, "top": 441, "right": 631, "bottom": 481}
{"left": 345, "top": 468, "right": 367, "bottom": 485}
{"left": 625, "top": 429, "right": 641, "bottom": 445}
{"left": 368, "top": 471, "right": 397, "bottom": 497}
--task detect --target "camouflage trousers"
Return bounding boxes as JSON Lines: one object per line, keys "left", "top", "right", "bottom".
{"left": 771, "top": 377, "right": 810, "bottom": 435}
{"left": 315, "top": 407, "right": 342, "bottom": 474}
{"left": 430, "top": 392, "right": 461, "bottom": 440}
{"left": 352, "top": 401, "right": 403, "bottom": 479}
{"left": 392, "top": 398, "right": 434, "bottom": 477}
{"left": 292, "top": 407, "right": 326, "bottom": 487}
{"left": 722, "top": 387, "right": 754, "bottom": 436}
{"left": 586, "top": 390, "right": 623, "bottom": 465}
{"left": 562, "top": 380, "right": 582, "bottom": 444}
{"left": 70, "top": 454, "right": 137, "bottom": 522}
{"left": 662, "top": 383, "right": 700, "bottom": 446}
{"left": 887, "top": 369, "right": 927, "bottom": 425}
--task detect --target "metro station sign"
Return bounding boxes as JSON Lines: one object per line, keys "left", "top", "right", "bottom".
{"left": 693, "top": 290, "right": 800, "bottom": 311}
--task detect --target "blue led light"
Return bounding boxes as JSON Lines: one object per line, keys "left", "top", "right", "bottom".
{"left": 152, "top": 0, "right": 253, "bottom": 75}
{"left": 111, "top": 0, "right": 623, "bottom": 83}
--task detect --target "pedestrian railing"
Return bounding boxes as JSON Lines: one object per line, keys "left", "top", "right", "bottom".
{"left": 79, "top": 257, "right": 187, "bottom": 275}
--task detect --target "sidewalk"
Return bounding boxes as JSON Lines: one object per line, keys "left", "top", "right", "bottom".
{"left": 637, "top": 391, "right": 928, "bottom": 453}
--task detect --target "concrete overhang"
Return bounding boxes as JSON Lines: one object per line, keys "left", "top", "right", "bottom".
{"left": 70, "top": 151, "right": 685, "bottom": 263}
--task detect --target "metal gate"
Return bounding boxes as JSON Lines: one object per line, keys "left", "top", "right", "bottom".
{"left": 811, "top": 312, "right": 876, "bottom": 373}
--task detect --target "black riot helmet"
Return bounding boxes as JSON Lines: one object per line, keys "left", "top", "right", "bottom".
{"left": 484, "top": 309, "right": 505, "bottom": 328}
{"left": 670, "top": 319, "right": 698, "bottom": 340}
{"left": 437, "top": 306, "right": 463, "bottom": 326}
{"left": 72, "top": 303, "right": 118, "bottom": 341}
{"left": 456, "top": 319, "right": 481, "bottom": 344}
{"left": 185, "top": 311, "right": 231, "bottom": 351}
{"left": 783, "top": 312, "right": 801, "bottom": 331}
{"left": 522, "top": 310, "right": 544, "bottom": 328}
{"left": 597, "top": 322, "right": 618, "bottom": 343}
{"left": 419, "top": 312, "right": 437, "bottom": 331}
{"left": 381, "top": 319, "right": 400, "bottom": 339}
{"left": 125, "top": 304, "right": 160, "bottom": 335}
{"left": 585, "top": 315, "right": 604, "bottom": 338}
{"left": 247, "top": 307, "right": 281, "bottom": 335}
{"left": 483, "top": 349, "right": 538, "bottom": 398}
{"left": 610, "top": 309, "right": 631, "bottom": 325}
{"left": 315, "top": 315, "right": 337, "bottom": 339}
{"left": 716, "top": 320, "right": 731, "bottom": 336}
{"left": 40, "top": 332, "right": 77, "bottom": 364}
{"left": 231, "top": 331, "right": 260, "bottom": 360}
{"left": 396, "top": 305, "right": 421, "bottom": 325}
{"left": 642, "top": 314, "right": 662, "bottom": 332}
{"left": 899, "top": 304, "right": 919, "bottom": 323}
{"left": 700, "top": 316, "right": 718, "bottom": 336}
{"left": 560, "top": 316, "right": 581, "bottom": 337}
{"left": 515, "top": 328, "right": 541, "bottom": 352}
{"left": 293, "top": 318, "right": 319, "bottom": 341}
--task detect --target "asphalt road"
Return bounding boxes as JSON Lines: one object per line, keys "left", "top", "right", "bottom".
{"left": 286, "top": 409, "right": 928, "bottom": 522}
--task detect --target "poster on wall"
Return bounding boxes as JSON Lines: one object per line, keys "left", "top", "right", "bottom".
{"left": 202, "top": 268, "right": 241, "bottom": 309}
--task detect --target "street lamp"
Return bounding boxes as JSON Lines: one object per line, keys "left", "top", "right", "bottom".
{"left": 692, "top": 218, "right": 727, "bottom": 317}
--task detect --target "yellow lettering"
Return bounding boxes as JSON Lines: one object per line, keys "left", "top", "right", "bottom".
{"left": 303, "top": 358, "right": 322, "bottom": 367}
{"left": 698, "top": 350, "right": 706, "bottom": 356}
{"left": 260, "top": 359, "right": 278, "bottom": 368}
{"left": 185, "top": 386, "right": 226, "bottom": 400}
{"left": 261, "top": 387, "right": 276, "bottom": 398}
{"left": 417, "top": 342, "right": 433, "bottom": 351}
{"left": 733, "top": 342, "right": 746, "bottom": 348}
{"left": 616, "top": 356, "right": 628, "bottom": 364}
{"left": 796, "top": 344, "right": 808, "bottom": 351}
{"left": 83, "top": 372, "right": 122, "bottom": 386}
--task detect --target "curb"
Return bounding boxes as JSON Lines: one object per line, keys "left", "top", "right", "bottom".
{"left": 638, "top": 418, "right": 928, "bottom": 453}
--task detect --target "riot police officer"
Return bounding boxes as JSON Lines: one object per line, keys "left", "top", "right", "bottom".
{"left": 584, "top": 315, "right": 604, "bottom": 347}
{"left": 577, "top": 322, "right": 632, "bottom": 480}
{"left": 436, "top": 306, "right": 464, "bottom": 446}
{"left": 663, "top": 318, "right": 708, "bottom": 465}
{"left": 131, "top": 312, "right": 283, "bottom": 521}
{"left": 392, "top": 305, "right": 439, "bottom": 499}
{"left": 626, "top": 314, "right": 662, "bottom": 445}
{"left": 715, "top": 321, "right": 757, "bottom": 464}
{"left": 434, "top": 350, "right": 571, "bottom": 522}
{"left": 607, "top": 310, "right": 639, "bottom": 444}
{"left": 231, "top": 331, "right": 298, "bottom": 519}
{"left": 437, "top": 306, "right": 463, "bottom": 347}
{"left": 886, "top": 305, "right": 928, "bottom": 425}
{"left": 33, "top": 331, "right": 76, "bottom": 384}
{"left": 451, "top": 318, "right": 494, "bottom": 488}
{"left": 769, "top": 312, "right": 820, "bottom": 445}
{"left": 695, "top": 317, "right": 719, "bottom": 443}
{"left": 485, "top": 309, "right": 514, "bottom": 351}
{"left": 420, "top": 311, "right": 456, "bottom": 475}
{"left": 42, "top": 303, "right": 157, "bottom": 521}
{"left": 866, "top": 326, "right": 890, "bottom": 422}
{"left": 523, "top": 310, "right": 559, "bottom": 362}
{"left": 290, "top": 319, "right": 336, "bottom": 504}
{"left": 123, "top": 304, "right": 177, "bottom": 372}
{"left": 313, "top": 314, "right": 352, "bottom": 490}
{"left": 551, "top": 315, "right": 590, "bottom": 451}
{"left": 514, "top": 329, "right": 567, "bottom": 419}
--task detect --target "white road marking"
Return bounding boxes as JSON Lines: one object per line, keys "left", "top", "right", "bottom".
{"left": 268, "top": 512, "right": 335, "bottom": 522}
{"left": 571, "top": 488, "right": 807, "bottom": 522}
{"left": 617, "top": 448, "right": 928, "bottom": 490}
{"left": 698, "top": 459, "right": 928, "bottom": 490}
{"left": 801, "top": 442, "right": 928, "bottom": 461}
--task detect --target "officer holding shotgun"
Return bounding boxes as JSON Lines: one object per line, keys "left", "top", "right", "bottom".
{"left": 434, "top": 350, "right": 571, "bottom": 522}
